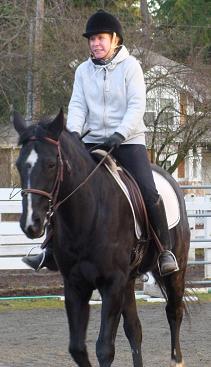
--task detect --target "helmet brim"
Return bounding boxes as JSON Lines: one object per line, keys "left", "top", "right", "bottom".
{"left": 83, "top": 31, "right": 123, "bottom": 43}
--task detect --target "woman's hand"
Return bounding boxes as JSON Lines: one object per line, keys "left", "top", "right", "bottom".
{"left": 104, "top": 132, "right": 125, "bottom": 149}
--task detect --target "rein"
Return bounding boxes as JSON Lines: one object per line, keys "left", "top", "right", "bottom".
{"left": 54, "top": 146, "right": 113, "bottom": 211}
{"left": 21, "top": 135, "right": 113, "bottom": 218}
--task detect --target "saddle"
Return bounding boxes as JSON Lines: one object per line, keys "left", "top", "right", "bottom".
{"left": 91, "top": 150, "right": 181, "bottom": 269}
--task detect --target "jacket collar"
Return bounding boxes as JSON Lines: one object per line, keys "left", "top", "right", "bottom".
{"left": 89, "top": 45, "right": 129, "bottom": 70}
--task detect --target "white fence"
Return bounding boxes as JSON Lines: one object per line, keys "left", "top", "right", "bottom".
{"left": 0, "top": 188, "right": 211, "bottom": 280}
{"left": 185, "top": 193, "right": 211, "bottom": 279}
{"left": 0, "top": 188, "right": 43, "bottom": 269}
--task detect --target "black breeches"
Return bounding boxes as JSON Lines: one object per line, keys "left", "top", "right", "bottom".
{"left": 85, "top": 144, "right": 159, "bottom": 211}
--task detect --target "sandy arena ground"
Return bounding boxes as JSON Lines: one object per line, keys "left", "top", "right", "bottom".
{"left": 0, "top": 300, "right": 210, "bottom": 367}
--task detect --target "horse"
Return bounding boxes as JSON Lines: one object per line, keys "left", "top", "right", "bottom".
{"left": 13, "top": 109, "right": 190, "bottom": 367}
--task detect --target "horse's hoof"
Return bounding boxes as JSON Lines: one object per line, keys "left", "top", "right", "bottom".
{"left": 170, "top": 359, "right": 185, "bottom": 367}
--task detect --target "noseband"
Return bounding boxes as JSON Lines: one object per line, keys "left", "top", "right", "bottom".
{"left": 21, "top": 136, "right": 64, "bottom": 218}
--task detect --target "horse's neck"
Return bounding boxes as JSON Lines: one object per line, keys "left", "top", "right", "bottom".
{"left": 59, "top": 166, "right": 99, "bottom": 233}
{"left": 59, "top": 138, "right": 99, "bottom": 209}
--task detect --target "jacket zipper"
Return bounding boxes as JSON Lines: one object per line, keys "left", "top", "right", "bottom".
{"left": 103, "top": 68, "right": 107, "bottom": 136}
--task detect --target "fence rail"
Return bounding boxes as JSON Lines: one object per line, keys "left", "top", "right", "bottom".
{"left": 0, "top": 188, "right": 44, "bottom": 269}
{"left": 0, "top": 186, "right": 211, "bottom": 286}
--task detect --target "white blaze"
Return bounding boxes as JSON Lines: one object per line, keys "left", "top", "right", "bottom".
{"left": 25, "top": 149, "right": 38, "bottom": 230}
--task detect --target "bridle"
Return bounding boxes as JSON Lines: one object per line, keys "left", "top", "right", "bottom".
{"left": 21, "top": 135, "right": 112, "bottom": 220}
{"left": 21, "top": 136, "right": 64, "bottom": 220}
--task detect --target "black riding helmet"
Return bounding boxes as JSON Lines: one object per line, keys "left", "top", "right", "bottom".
{"left": 83, "top": 9, "right": 123, "bottom": 43}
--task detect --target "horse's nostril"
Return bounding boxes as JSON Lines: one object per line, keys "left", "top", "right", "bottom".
{"left": 25, "top": 217, "right": 44, "bottom": 238}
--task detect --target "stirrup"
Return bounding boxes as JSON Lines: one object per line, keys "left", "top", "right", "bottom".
{"left": 22, "top": 248, "right": 45, "bottom": 272}
{"left": 157, "top": 250, "right": 179, "bottom": 277}
{"left": 35, "top": 252, "right": 46, "bottom": 271}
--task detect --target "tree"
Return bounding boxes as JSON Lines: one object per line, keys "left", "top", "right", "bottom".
{"left": 0, "top": 1, "right": 33, "bottom": 123}
{"left": 149, "top": 0, "right": 211, "bottom": 65}
{"left": 0, "top": 0, "right": 210, "bottom": 177}
{"left": 33, "top": 0, "right": 45, "bottom": 120}
{"left": 141, "top": 51, "right": 211, "bottom": 173}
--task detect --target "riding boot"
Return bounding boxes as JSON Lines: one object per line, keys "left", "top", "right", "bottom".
{"left": 22, "top": 241, "right": 58, "bottom": 271}
{"left": 148, "top": 195, "right": 179, "bottom": 276}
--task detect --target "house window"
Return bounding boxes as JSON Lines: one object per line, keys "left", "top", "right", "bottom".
{"left": 159, "top": 112, "right": 174, "bottom": 127}
{"left": 145, "top": 98, "right": 156, "bottom": 126}
{"left": 195, "top": 212, "right": 205, "bottom": 231}
{"left": 145, "top": 97, "right": 175, "bottom": 128}
{"left": 146, "top": 98, "right": 156, "bottom": 111}
{"left": 160, "top": 98, "right": 174, "bottom": 110}
{"left": 159, "top": 98, "right": 174, "bottom": 128}
{"left": 144, "top": 112, "right": 156, "bottom": 126}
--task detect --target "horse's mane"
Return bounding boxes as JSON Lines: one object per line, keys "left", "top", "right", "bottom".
{"left": 18, "top": 118, "right": 55, "bottom": 146}
{"left": 61, "top": 128, "right": 98, "bottom": 167}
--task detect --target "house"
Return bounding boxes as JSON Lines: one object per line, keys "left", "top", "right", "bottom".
{"left": 132, "top": 48, "right": 211, "bottom": 192}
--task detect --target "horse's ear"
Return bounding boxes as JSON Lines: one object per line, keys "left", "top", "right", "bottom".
{"left": 48, "top": 108, "right": 64, "bottom": 140}
{"left": 13, "top": 111, "right": 27, "bottom": 136}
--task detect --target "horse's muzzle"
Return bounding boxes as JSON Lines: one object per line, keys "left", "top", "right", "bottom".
{"left": 21, "top": 216, "right": 45, "bottom": 239}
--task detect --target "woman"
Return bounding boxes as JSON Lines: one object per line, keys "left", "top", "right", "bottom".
{"left": 23, "top": 10, "right": 178, "bottom": 276}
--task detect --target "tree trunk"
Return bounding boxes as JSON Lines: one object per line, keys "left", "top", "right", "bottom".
{"left": 26, "top": 18, "right": 34, "bottom": 125}
{"left": 140, "top": 0, "right": 153, "bottom": 47}
{"left": 33, "top": 0, "right": 44, "bottom": 121}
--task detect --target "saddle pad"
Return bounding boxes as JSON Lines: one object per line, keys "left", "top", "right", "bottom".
{"left": 152, "top": 170, "right": 180, "bottom": 229}
{"left": 106, "top": 166, "right": 180, "bottom": 233}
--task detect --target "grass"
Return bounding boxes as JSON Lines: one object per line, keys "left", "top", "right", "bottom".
{"left": 197, "top": 293, "right": 211, "bottom": 302}
{"left": 0, "top": 298, "right": 64, "bottom": 312}
{"left": 0, "top": 292, "right": 210, "bottom": 312}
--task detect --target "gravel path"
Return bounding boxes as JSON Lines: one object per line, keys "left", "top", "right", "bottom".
{"left": 0, "top": 301, "right": 210, "bottom": 366}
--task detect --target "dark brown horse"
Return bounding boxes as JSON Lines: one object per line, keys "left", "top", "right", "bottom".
{"left": 13, "top": 110, "right": 190, "bottom": 367}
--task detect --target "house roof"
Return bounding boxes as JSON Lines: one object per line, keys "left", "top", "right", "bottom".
{"left": 132, "top": 47, "right": 211, "bottom": 102}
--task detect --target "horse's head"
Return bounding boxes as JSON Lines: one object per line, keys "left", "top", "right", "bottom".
{"left": 13, "top": 109, "right": 65, "bottom": 238}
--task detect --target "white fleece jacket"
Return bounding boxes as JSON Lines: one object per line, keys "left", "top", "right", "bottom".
{"left": 67, "top": 45, "right": 146, "bottom": 145}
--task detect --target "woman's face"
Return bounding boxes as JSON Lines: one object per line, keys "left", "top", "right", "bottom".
{"left": 89, "top": 33, "right": 118, "bottom": 60}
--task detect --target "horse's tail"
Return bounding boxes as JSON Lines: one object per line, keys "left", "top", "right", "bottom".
{"left": 153, "top": 274, "right": 191, "bottom": 321}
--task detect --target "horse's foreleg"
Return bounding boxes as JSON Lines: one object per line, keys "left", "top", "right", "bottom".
{"left": 96, "top": 272, "right": 126, "bottom": 367}
{"left": 122, "top": 279, "right": 143, "bottom": 367}
{"left": 64, "top": 278, "right": 92, "bottom": 367}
